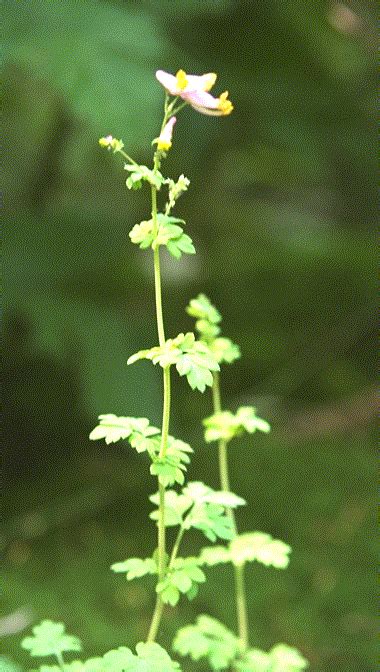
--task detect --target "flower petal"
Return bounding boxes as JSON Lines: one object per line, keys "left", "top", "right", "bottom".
{"left": 156, "top": 70, "right": 180, "bottom": 95}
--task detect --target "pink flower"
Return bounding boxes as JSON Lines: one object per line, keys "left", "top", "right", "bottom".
{"left": 155, "top": 116, "right": 177, "bottom": 151}
{"left": 156, "top": 69, "right": 233, "bottom": 116}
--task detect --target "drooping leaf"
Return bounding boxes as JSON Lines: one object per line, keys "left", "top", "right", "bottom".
{"left": 21, "top": 620, "right": 82, "bottom": 658}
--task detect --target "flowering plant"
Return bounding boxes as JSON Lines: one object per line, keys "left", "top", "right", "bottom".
{"left": 21, "top": 69, "right": 308, "bottom": 672}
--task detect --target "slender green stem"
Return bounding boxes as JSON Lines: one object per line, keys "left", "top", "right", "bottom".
{"left": 160, "top": 367, "right": 171, "bottom": 457}
{"left": 118, "top": 148, "right": 139, "bottom": 166}
{"left": 146, "top": 116, "right": 173, "bottom": 641}
{"left": 212, "top": 372, "right": 250, "bottom": 650}
{"left": 147, "top": 595, "right": 164, "bottom": 643}
{"left": 169, "top": 526, "right": 185, "bottom": 566}
{"left": 55, "top": 651, "right": 65, "bottom": 672}
{"left": 170, "top": 100, "right": 189, "bottom": 116}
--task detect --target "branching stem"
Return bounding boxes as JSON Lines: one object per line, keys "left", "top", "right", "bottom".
{"left": 212, "top": 371, "right": 250, "bottom": 650}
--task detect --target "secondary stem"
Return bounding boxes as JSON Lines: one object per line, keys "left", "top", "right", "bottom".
{"left": 212, "top": 371, "right": 250, "bottom": 650}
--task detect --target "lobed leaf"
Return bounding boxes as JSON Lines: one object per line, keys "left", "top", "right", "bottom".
{"left": 173, "top": 615, "right": 240, "bottom": 671}
{"left": 129, "top": 213, "right": 195, "bottom": 259}
{"left": 200, "top": 532, "right": 291, "bottom": 570}
{"left": 21, "top": 621, "right": 82, "bottom": 658}
{"left": 157, "top": 558, "right": 206, "bottom": 606}
{"left": 186, "top": 294, "right": 222, "bottom": 326}
{"left": 203, "top": 407, "right": 270, "bottom": 443}
{"left": 124, "top": 164, "right": 164, "bottom": 191}
{"left": 149, "top": 490, "right": 192, "bottom": 527}
{"left": 110, "top": 557, "right": 157, "bottom": 580}
{"left": 209, "top": 337, "right": 241, "bottom": 364}
{"left": 235, "top": 643, "right": 308, "bottom": 672}
{"left": 89, "top": 414, "right": 160, "bottom": 452}
{"left": 128, "top": 333, "right": 219, "bottom": 393}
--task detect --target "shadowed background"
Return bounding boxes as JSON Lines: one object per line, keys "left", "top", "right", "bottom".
{"left": 3, "top": 1, "right": 376, "bottom": 670}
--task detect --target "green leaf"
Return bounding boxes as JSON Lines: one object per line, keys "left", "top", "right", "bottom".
{"left": 89, "top": 414, "right": 160, "bottom": 451}
{"left": 150, "top": 457, "right": 186, "bottom": 487}
{"left": 155, "top": 214, "right": 195, "bottom": 259}
{"left": 203, "top": 407, "right": 270, "bottom": 443}
{"left": 230, "top": 532, "right": 292, "bottom": 569}
{"left": 21, "top": 620, "right": 82, "bottom": 658}
{"left": 79, "top": 643, "right": 181, "bottom": 671}
{"left": 149, "top": 490, "right": 192, "bottom": 527}
{"left": 199, "top": 532, "right": 291, "bottom": 570}
{"left": 134, "top": 642, "right": 181, "bottom": 671}
{"left": 235, "top": 648, "right": 272, "bottom": 672}
{"left": 199, "top": 545, "right": 231, "bottom": 566}
{"left": 110, "top": 557, "right": 157, "bottom": 580}
{"left": 173, "top": 615, "right": 240, "bottom": 671}
{"left": 269, "top": 644, "right": 308, "bottom": 671}
{"left": 180, "top": 482, "right": 239, "bottom": 542}
{"left": 235, "top": 644, "right": 308, "bottom": 672}
{"left": 157, "top": 558, "right": 206, "bottom": 606}
{"left": 186, "top": 294, "right": 222, "bottom": 326}
{"left": 128, "top": 214, "right": 195, "bottom": 259}
{"left": 209, "top": 337, "right": 241, "bottom": 364}
{"left": 128, "top": 333, "right": 219, "bottom": 393}
{"left": 124, "top": 164, "right": 164, "bottom": 191}
{"left": 129, "top": 220, "right": 155, "bottom": 249}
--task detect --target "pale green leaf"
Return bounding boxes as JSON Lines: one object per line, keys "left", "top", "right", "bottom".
{"left": 230, "top": 533, "right": 291, "bottom": 569}
{"left": 110, "top": 557, "right": 157, "bottom": 580}
{"left": 203, "top": 407, "right": 270, "bottom": 443}
{"left": 173, "top": 615, "right": 240, "bottom": 671}
{"left": 186, "top": 294, "right": 222, "bottom": 325}
{"left": 89, "top": 414, "right": 160, "bottom": 452}
{"left": 270, "top": 644, "right": 308, "bottom": 671}
{"left": 199, "top": 545, "right": 231, "bottom": 566}
{"left": 21, "top": 621, "right": 82, "bottom": 658}
{"left": 124, "top": 164, "right": 164, "bottom": 191}
{"left": 210, "top": 337, "right": 241, "bottom": 364}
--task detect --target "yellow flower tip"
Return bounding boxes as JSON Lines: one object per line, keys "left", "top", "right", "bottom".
{"left": 204, "top": 73, "right": 217, "bottom": 91}
{"left": 157, "top": 140, "right": 172, "bottom": 152}
{"left": 99, "top": 135, "right": 113, "bottom": 148}
{"left": 175, "top": 69, "right": 189, "bottom": 90}
{"left": 99, "top": 135, "right": 124, "bottom": 152}
{"left": 218, "top": 91, "right": 233, "bottom": 115}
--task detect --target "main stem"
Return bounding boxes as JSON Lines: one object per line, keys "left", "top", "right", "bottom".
{"left": 147, "top": 149, "right": 171, "bottom": 643}
{"left": 212, "top": 371, "right": 250, "bottom": 650}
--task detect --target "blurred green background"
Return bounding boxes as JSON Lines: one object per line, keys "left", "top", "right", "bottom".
{"left": 3, "top": 1, "right": 376, "bottom": 670}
